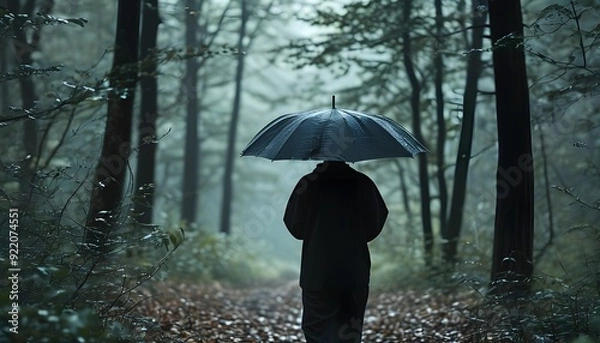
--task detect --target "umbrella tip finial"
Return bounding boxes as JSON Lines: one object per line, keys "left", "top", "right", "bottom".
{"left": 332, "top": 95, "right": 335, "bottom": 109}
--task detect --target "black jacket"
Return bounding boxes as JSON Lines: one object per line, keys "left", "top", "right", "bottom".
{"left": 284, "top": 161, "right": 388, "bottom": 290}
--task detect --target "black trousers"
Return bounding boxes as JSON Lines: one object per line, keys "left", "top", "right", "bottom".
{"left": 301, "top": 287, "right": 369, "bottom": 343}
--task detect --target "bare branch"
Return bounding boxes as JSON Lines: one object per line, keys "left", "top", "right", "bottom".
{"left": 570, "top": 0, "right": 587, "bottom": 68}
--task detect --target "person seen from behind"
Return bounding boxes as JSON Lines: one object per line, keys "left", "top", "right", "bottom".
{"left": 284, "top": 160, "right": 388, "bottom": 343}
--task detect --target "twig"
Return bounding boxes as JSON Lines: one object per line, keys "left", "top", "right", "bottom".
{"left": 570, "top": 1, "right": 587, "bottom": 68}
{"left": 39, "top": 106, "right": 76, "bottom": 169}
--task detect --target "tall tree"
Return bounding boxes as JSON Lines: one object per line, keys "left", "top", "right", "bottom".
{"left": 488, "top": 0, "right": 534, "bottom": 294}
{"left": 134, "top": 0, "right": 160, "bottom": 225}
{"left": 181, "top": 0, "right": 201, "bottom": 226}
{"left": 443, "top": 0, "right": 487, "bottom": 263}
{"left": 179, "top": 0, "right": 231, "bottom": 226}
{"left": 434, "top": 0, "right": 448, "bottom": 238}
{"left": 402, "top": 0, "right": 434, "bottom": 265}
{"left": 8, "top": 0, "right": 53, "bottom": 207}
{"left": 0, "top": 16, "right": 8, "bottom": 113}
{"left": 220, "top": 0, "right": 248, "bottom": 234}
{"left": 83, "top": 0, "right": 141, "bottom": 256}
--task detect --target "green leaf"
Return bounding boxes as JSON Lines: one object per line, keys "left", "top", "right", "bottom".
{"left": 66, "top": 18, "right": 87, "bottom": 27}
{"left": 164, "top": 227, "right": 185, "bottom": 251}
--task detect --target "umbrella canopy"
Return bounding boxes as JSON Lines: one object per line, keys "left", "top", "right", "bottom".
{"left": 241, "top": 97, "right": 428, "bottom": 162}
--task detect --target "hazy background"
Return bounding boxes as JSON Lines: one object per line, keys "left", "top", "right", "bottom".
{"left": 2, "top": 0, "right": 599, "bottom": 288}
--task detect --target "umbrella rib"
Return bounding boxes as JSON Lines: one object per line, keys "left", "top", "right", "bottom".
{"left": 378, "top": 116, "right": 428, "bottom": 153}
{"left": 315, "top": 109, "right": 338, "bottom": 160}
{"left": 267, "top": 111, "right": 323, "bottom": 160}
{"left": 341, "top": 110, "right": 400, "bottom": 160}
{"left": 343, "top": 109, "right": 427, "bottom": 159}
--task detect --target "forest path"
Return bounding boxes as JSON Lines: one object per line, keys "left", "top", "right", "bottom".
{"left": 133, "top": 280, "right": 481, "bottom": 342}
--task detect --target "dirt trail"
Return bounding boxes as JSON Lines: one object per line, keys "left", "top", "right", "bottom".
{"left": 133, "top": 281, "right": 478, "bottom": 342}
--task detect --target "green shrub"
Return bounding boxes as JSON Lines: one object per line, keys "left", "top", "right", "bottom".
{"left": 162, "top": 226, "right": 296, "bottom": 286}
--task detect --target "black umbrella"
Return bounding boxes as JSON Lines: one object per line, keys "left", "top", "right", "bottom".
{"left": 241, "top": 96, "right": 428, "bottom": 162}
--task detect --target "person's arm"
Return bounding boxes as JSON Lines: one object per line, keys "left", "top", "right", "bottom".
{"left": 362, "top": 179, "right": 388, "bottom": 242}
{"left": 283, "top": 177, "right": 312, "bottom": 240}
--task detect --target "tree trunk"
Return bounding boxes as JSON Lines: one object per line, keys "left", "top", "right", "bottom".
{"left": 401, "top": 0, "right": 433, "bottom": 265}
{"left": 0, "top": 50, "right": 6, "bottom": 111}
{"left": 535, "top": 129, "right": 554, "bottom": 261}
{"left": 133, "top": 0, "right": 160, "bottom": 226}
{"left": 488, "top": 0, "right": 534, "bottom": 295}
{"left": 8, "top": 0, "right": 41, "bottom": 207}
{"left": 443, "top": 0, "right": 487, "bottom": 263}
{"left": 181, "top": 0, "right": 201, "bottom": 226}
{"left": 394, "top": 159, "right": 414, "bottom": 227}
{"left": 0, "top": 33, "right": 8, "bottom": 115}
{"left": 83, "top": 0, "right": 140, "bottom": 257}
{"left": 434, "top": 0, "right": 448, "bottom": 238}
{"left": 220, "top": 0, "right": 248, "bottom": 234}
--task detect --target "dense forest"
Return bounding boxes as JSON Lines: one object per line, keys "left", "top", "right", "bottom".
{"left": 0, "top": 0, "right": 598, "bottom": 342}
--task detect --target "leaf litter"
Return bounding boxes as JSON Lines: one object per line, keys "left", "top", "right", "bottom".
{"left": 132, "top": 281, "right": 481, "bottom": 342}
